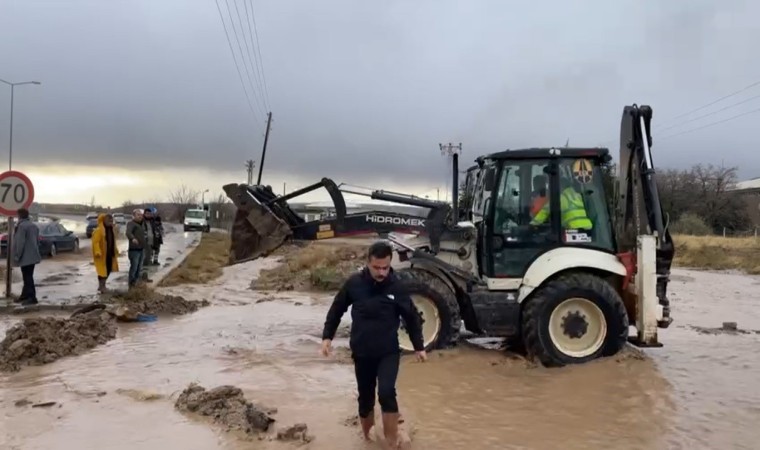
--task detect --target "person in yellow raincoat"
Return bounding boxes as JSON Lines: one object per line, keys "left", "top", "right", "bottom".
{"left": 92, "top": 213, "right": 119, "bottom": 293}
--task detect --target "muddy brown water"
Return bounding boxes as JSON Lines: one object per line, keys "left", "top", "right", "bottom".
{"left": 1, "top": 264, "right": 759, "bottom": 449}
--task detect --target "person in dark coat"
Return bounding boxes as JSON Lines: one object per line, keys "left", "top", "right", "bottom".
{"left": 144, "top": 207, "right": 164, "bottom": 265}
{"left": 321, "top": 240, "right": 426, "bottom": 448}
{"left": 12, "top": 208, "right": 42, "bottom": 305}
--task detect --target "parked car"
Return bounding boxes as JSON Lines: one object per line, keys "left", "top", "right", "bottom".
{"left": 86, "top": 217, "right": 99, "bottom": 238}
{"left": 85, "top": 211, "right": 98, "bottom": 221}
{"left": 0, "top": 222, "right": 80, "bottom": 258}
{"left": 112, "top": 213, "right": 126, "bottom": 225}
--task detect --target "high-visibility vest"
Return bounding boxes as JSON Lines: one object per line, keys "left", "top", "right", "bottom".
{"left": 531, "top": 187, "right": 593, "bottom": 230}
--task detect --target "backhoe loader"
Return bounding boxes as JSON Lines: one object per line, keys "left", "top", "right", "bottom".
{"left": 224, "top": 103, "right": 674, "bottom": 367}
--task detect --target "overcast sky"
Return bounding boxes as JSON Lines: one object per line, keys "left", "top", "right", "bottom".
{"left": 0, "top": 0, "right": 758, "bottom": 205}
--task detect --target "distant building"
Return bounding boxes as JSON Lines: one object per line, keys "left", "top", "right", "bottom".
{"left": 730, "top": 178, "right": 760, "bottom": 227}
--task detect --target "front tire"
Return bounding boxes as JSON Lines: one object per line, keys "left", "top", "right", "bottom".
{"left": 521, "top": 272, "right": 628, "bottom": 367}
{"left": 395, "top": 268, "right": 461, "bottom": 353}
{"left": 49, "top": 243, "right": 57, "bottom": 258}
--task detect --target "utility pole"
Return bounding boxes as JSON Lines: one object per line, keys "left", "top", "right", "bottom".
{"left": 439, "top": 142, "right": 463, "bottom": 216}
{"left": 245, "top": 159, "right": 255, "bottom": 185}
{"left": 256, "top": 112, "right": 273, "bottom": 185}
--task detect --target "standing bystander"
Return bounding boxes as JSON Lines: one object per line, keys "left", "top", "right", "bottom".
{"left": 125, "top": 209, "right": 146, "bottom": 288}
{"left": 92, "top": 213, "right": 119, "bottom": 293}
{"left": 12, "top": 208, "right": 41, "bottom": 305}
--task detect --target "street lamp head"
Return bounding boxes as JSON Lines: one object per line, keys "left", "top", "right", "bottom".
{"left": 31, "top": 81, "right": 41, "bottom": 85}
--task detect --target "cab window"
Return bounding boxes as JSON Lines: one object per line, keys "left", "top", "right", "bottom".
{"left": 490, "top": 159, "right": 555, "bottom": 277}
{"left": 555, "top": 158, "right": 614, "bottom": 251}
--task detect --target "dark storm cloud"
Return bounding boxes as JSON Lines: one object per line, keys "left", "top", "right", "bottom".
{"left": 1, "top": 0, "right": 759, "bottom": 189}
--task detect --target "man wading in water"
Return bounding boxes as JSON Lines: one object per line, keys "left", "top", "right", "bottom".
{"left": 321, "top": 240, "right": 427, "bottom": 448}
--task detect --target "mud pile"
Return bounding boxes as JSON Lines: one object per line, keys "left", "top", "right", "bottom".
{"left": 276, "top": 423, "right": 314, "bottom": 444}
{"left": 0, "top": 310, "right": 117, "bottom": 372}
{"left": 111, "top": 287, "right": 209, "bottom": 315}
{"left": 175, "top": 383, "right": 276, "bottom": 435}
{"left": 254, "top": 242, "right": 364, "bottom": 292}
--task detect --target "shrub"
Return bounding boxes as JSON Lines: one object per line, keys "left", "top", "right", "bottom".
{"left": 671, "top": 213, "right": 711, "bottom": 236}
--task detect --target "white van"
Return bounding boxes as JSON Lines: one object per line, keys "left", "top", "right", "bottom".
{"left": 184, "top": 208, "right": 210, "bottom": 232}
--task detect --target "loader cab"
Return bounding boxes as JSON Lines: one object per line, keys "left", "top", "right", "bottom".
{"left": 479, "top": 148, "right": 615, "bottom": 278}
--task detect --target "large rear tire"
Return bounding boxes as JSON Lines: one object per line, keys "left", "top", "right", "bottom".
{"left": 395, "top": 268, "right": 461, "bottom": 353}
{"left": 521, "top": 272, "right": 628, "bottom": 367}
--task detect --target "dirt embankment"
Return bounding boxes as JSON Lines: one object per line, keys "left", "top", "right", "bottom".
{"left": 175, "top": 383, "right": 313, "bottom": 444}
{"left": 160, "top": 231, "right": 231, "bottom": 287}
{"left": 253, "top": 241, "right": 366, "bottom": 292}
{"left": 673, "top": 234, "right": 760, "bottom": 274}
{"left": 0, "top": 309, "right": 117, "bottom": 372}
{"left": 108, "top": 285, "right": 209, "bottom": 315}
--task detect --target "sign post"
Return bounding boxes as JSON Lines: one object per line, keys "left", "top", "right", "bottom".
{"left": 0, "top": 170, "right": 35, "bottom": 300}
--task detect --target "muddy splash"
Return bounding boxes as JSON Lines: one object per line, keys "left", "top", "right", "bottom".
{"left": 0, "top": 310, "right": 117, "bottom": 372}
{"left": 175, "top": 383, "right": 277, "bottom": 435}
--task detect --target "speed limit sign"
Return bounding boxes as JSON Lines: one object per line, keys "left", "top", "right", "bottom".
{"left": 0, "top": 170, "right": 35, "bottom": 217}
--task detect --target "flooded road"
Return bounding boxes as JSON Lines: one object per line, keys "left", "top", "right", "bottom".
{"left": 4, "top": 215, "right": 201, "bottom": 307}
{"left": 1, "top": 259, "right": 759, "bottom": 449}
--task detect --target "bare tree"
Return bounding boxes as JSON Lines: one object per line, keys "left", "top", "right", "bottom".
{"left": 167, "top": 185, "right": 201, "bottom": 222}
{"left": 657, "top": 164, "right": 749, "bottom": 233}
{"left": 169, "top": 185, "right": 200, "bottom": 206}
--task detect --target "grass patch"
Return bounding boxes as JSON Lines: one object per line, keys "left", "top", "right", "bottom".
{"left": 254, "top": 241, "right": 366, "bottom": 292}
{"left": 673, "top": 234, "right": 760, "bottom": 274}
{"left": 159, "top": 231, "right": 231, "bottom": 287}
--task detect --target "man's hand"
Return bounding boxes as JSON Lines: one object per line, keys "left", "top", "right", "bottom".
{"left": 415, "top": 350, "right": 427, "bottom": 362}
{"left": 320, "top": 339, "right": 332, "bottom": 357}
{"left": 131, "top": 238, "right": 138, "bottom": 245}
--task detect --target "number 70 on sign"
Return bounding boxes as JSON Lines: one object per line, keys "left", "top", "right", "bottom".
{"left": 0, "top": 171, "right": 35, "bottom": 217}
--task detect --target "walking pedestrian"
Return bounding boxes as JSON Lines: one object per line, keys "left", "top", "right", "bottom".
{"left": 12, "top": 208, "right": 41, "bottom": 306}
{"left": 320, "top": 240, "right": 426, "bottom": 448}
{"left": 125, "top": 209, "right": 146, "bottom": 288}
{"left": 92, "top": 213, "right": 118, "bottom": 293}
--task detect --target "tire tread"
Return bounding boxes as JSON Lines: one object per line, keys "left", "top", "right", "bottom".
{"left": 396, "top": 267, "right": 462, "bottom": 349}
{"left": 522, "top": 272, "right": 628, "bottom": 367}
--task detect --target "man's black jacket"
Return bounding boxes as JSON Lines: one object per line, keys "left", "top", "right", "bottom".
{"left": 322, "top": 267, "right": 425, "bottom": 358}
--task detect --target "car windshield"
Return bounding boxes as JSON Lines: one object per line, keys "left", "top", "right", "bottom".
{"left": 185, "top": 210, "right": 205, "bottom": 219}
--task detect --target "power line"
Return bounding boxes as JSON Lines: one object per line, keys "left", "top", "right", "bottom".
{"left": 230, "top": 0, "right": 268, "bottom": 114}
{"left": 224, "top": 0, "right": 267, "bottom": 119}
{"left": 658, "top": 78, "right": 760, "bottom": 126}
{"left": 213, "top": 0, "right": 263, "bottom": 130}
{"left": 243, "top": 0, "right": 269, "bottom": 110}
{"left": 657, "top": 93, "right": 760, "bottom": 133}
{"left": 659, "top": 106, "right": 760, "bottom": 141}
{"left": 247, "top": 0, "right": 271, "bottom": 108}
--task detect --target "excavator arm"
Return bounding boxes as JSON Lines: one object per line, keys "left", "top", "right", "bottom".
{"left": 616, "top": 104, "right": 675, "bottom": 338}
{"left": 223, "top": 178, "right": 454, "bottom": 265}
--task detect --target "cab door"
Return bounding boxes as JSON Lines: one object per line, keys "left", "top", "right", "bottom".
{"left": 486, "top": 158, "right": 560, "bottom": 279}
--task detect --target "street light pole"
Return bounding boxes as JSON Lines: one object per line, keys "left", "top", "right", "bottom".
{"left": 0, "top": 79, "right": 41, "bottom": 170}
